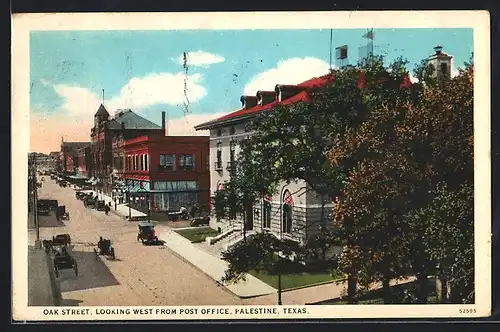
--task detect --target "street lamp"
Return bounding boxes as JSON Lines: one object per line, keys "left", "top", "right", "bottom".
{"left": 277, "top": 183, "right": 287, "bottom": 305}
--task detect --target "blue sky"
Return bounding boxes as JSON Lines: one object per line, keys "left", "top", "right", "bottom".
{"left": 29, "top": 28, "right": 473, "bottom": 152}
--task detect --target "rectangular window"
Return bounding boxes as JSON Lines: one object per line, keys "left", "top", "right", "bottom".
{"left": 216, "top": 142, "right": 222, "bottom": 170}
{"left": 263, "top": 200, "right": 272, "bottom": 229}
{"left": 139, "top": 154, "right": 144, "bottom": 171}
{"left": 159, "top": 154, "right": 176, "bottom": 171}
{"left": 180, "top": 154, "right": 194, "bottom": 170}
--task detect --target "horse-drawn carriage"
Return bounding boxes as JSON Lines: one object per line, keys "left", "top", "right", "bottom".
{"left": 94, "top": 237, "right": 116, "bottom": 260}
{"left": 42, "top": 234, "right": 78, "bottom": 278}
{"left": 137, "top": 222, "right": 162, "bottom": 246}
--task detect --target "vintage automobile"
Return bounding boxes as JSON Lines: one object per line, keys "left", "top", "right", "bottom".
{"left": 137, "top": 222, "right": 162, "bottom": 246}
{"left": 37, "top": 201, "right": 51, "bottom": 216}
{"left": 57, "top": 205, "right": 70, "bottom": 220}
{"left": 190, "top": 216, "right": 210, "bottom": 227}
{"left": 166, "top": 207, "right": 189, "bottom": 221}
{"left": 53, "top": 246, "right": 78, "bottom": 278}
{"left": 96, "top": 200, "right": 106, "bottom": 211}
{"left": 43, "top": 234, "right": 72, "bottom": 255}
{"left": 84, "top": 196, "right": 97, "bottom": 209}
{"left": 94, "top": 237, "right": 116, "bottom": 260}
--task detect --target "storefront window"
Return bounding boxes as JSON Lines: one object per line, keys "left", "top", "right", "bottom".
{"left": 180, "top": 154, "right": 194, "bottom": 170}
{"left": 160, "top": 154, "right": 176, "bottom": 171}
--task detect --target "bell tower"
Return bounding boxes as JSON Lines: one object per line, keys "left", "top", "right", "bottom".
{"left": 425, "top": 46, "right": 453, "bottom": 79}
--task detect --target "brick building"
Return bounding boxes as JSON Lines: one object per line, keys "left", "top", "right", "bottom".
{"left": 59, "top": 140, "right": 91, "bottom": 174}
{"left": 90, "top": 104, "right": 165, "bottom": 194}
{"left": 76, "top": 146, "right": 93, "bottom": 177}
{"left": 122, "top": 134, "right": 210, "bottom": 213}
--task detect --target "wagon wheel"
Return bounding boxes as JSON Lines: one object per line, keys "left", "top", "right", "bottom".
{"left": 93, "top": 248, "right": 99, "bottom": 260}
{"left": 111, "top": 247, "right": 115, "bottom": 260}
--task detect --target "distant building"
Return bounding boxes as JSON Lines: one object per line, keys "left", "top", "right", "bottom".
{"left": 76, "top": 146, "right": 93, "bottom": 178}
{"left": 90, "top": 104, "right": 165, "bottom": 194}
{"left": 60, "top": 140, "right": 91, "bottom": 174}
{"left": 122, "top": 133, "right": 210, "bottom": 212}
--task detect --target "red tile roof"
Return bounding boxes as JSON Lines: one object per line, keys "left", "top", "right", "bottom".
{"left": 214, "top": 73, "right": 334, "bottom": 123}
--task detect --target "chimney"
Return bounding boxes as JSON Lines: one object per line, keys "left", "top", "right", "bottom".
{"left": 161, "top": 111, "right": 166, "bottom": 134}
{"left": 434, "top": 46, "right": 443, "bottom": 55}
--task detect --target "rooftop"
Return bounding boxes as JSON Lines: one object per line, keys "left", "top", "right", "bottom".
{"left": 94, "top": 104, "right": 110, "bottom": 117}
{"left": 194, "top": 72, "right": 335, "bottom": 130}
{"left": 106, "top": 109, "right": 162, "bottom": 130}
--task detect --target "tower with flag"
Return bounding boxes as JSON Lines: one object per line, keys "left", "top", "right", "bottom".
{"left": 359, "top": 28, "right": 375, "bottom": 61}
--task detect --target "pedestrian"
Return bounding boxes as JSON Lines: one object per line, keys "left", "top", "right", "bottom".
{"left": 114, "top": 199, "right": 117, "bottom": 211}
{"left": 105, "top": 204, "right": 110, "bottom": 215}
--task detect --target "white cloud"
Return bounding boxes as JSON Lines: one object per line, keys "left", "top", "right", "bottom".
{"left": 108, "top": 72, "right": 207, "bottom": 111}
{"left": 165, "top": 112, "right": 228, "bottom": 136}
{"left": 173, "top": 51, "right": 225, "bottom": 67}
{"left": 47, "top": 71, "right": 207, "bottom": 117}
{"left": 243, "top": 57, "right": 331, "bottom": 95}
{"left": 52, "top": 84, "right": 101, "bottom": 117}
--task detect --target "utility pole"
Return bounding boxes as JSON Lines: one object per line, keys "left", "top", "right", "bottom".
{"left": 31, "top": 155, "right": 41, "bottom": 248}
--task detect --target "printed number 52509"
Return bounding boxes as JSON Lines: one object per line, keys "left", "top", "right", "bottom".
{"left": 459, "top": 308, "right": 476, "bottom": 314}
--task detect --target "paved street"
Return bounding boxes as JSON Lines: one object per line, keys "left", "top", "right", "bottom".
{"left": 30, "top": 176, "right": 243, "bottom": 306}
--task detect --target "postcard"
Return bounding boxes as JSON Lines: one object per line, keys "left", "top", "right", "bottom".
{"left": 12, "top": 11, "right": 491, "bottom": 321}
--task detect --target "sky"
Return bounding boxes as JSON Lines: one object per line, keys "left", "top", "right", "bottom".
{"left": 29, "top": 28, "right": 473, "bottom": 153}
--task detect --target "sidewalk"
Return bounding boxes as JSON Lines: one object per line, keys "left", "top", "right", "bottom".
{"left": 28, "top": 246, "right": 60, "bottom": 306}
{"left": 86, "top": 190, "right": 147, "bottom": 220}
{"left": 159, "top": 227, "right": 276, "bottom": 298}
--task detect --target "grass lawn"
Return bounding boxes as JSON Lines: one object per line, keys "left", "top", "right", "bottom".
{"left": 249, "top": 269, "right": 346, "bottom": 290}
{"left": 326, "top": 278, "right": 438, "bottom": 304}
{"left": 175, "top": 227, "right": 219, "bottom": 243}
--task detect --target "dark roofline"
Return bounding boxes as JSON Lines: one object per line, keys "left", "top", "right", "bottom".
{"left": 194, "top": 113, "right": 260, "bottom": 131}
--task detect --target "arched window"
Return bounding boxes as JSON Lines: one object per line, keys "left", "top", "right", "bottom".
{"left": 282, "top": 190, "right": 293, "bottom": 234}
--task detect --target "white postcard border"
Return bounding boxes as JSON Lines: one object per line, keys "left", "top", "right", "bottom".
{"left": 12, "top": 11, "right": 491, "bottom": 321}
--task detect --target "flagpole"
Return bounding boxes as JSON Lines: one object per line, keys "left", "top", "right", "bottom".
{"left": 329, "top": 29, "right": 333, "bottom": 71}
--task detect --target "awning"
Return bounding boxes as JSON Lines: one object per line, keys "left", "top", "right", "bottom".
{"left": 69, "top": 175, "right": 88, "bottom": 180}
{"left": 123, "top": 180, "right": 150, "bottom": 193}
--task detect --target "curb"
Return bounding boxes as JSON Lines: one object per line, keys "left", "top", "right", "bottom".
{"left": 45, "top": 252, "right": 62, "bottom": 306}
{"left": 282, "top": 276, "right": 348, "bottom": 293}
{"left": 161, "top": 238, "right": 275, "bottom": 300}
